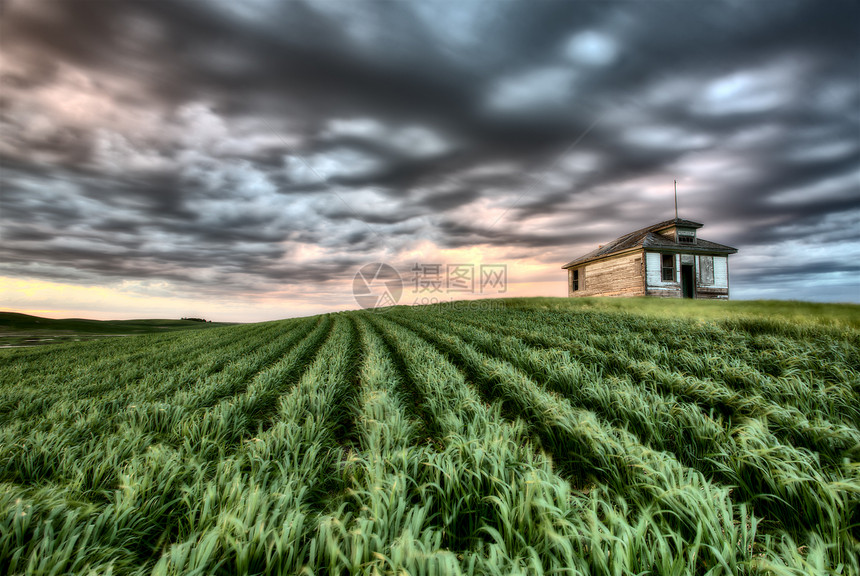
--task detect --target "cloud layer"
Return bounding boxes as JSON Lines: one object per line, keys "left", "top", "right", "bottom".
{"left": 2, "top": 0, "right": 858, "bottom": 318}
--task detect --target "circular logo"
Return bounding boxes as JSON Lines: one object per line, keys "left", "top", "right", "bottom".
{"left": 353, "top": 263, "right": 403, "bottom": 310}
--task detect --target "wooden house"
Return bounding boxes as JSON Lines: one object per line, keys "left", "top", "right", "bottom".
{"left": 562, "top": 218, "right": 738, "bottom": 299}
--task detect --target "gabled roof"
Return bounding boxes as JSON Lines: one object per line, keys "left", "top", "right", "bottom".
{"left": 562, "top": 218, "right": 737, "bottom": 269}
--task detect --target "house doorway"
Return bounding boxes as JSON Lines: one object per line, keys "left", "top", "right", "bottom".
{"left": 681, "top": 264, "right": 695, "bottom": 298}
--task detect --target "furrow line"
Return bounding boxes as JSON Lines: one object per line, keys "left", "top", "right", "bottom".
{"left": 433, "top": 307, "right": 860, "bottom": 465}
{"left": 407, "top": 308, "right": 856, "bottom": 540}
{"left": 384, "top": 310, "right": 777, "bottom": 571}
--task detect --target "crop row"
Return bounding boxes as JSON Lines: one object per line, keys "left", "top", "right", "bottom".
{"left": 386, "top": 309, "right": 857, "bottom": 541}
{"left": 0, "top": 303, "right": 858, "bottom": 575}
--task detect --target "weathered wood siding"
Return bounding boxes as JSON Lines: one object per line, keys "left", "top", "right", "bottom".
{"left": 694, "top": 255, "right": 728, "bottom": 288}
{"left": 646, "top": 252, "right": 685, "bottom": 297}
{"left": 645, "top": 252, "right": 680, "bottom": 287}
{"left": 697, "top": 255, "right": 715, "bottom": 285}
{"left": 645, "top": 288, "right": 683, "bottom": 297}
{"left": 713, "top": 256, "right": 728, "bottom": 288}
{"left": 569, "top": 252, "right": 645, "bottom": 297}
{"left": 694, "top": 287, "right": 729, "bottom": 299}
{"left": 656, "top": 227, "right": 675, "bottom": 240}
{"left": 645, "top": 252, "right": 661, "bottom": 285}
{"left": 567, "top": 222, "right": 734, "bottom": 300}
{"left": 694, "top": 255, "right": 729, "bottom": 299}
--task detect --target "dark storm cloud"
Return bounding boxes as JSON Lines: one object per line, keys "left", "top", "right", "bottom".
{"left": 2, "top": 0, "right": 858, "bottom": 302}
{"left": 735, "top": 260, "right": 860, "bottom": 280}
{"left": 418, "top": 188, "right": 483, "bottom": 212}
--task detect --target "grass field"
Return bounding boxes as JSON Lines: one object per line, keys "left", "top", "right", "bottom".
{"left": 1, "top": 298, "right": 858, "bottom": 575}
{"left": 0, "top": 312, "right": 231, "bottom": 348}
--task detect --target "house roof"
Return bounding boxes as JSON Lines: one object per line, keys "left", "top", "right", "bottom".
{"left": 561, "top": 218, "right": 738, "bottom": 269}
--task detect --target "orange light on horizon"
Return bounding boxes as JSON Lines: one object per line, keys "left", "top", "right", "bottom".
{"left": 1, "top": 248, "right": 571, "bottom": 321}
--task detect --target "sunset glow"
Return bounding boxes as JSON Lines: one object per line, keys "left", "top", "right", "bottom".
{"left": 2, "top": 0, "right": 858, "bottom": 321}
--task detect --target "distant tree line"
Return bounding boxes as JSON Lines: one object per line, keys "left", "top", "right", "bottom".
{"left": 181, "top": 317, "right": 210, "bottom": 323}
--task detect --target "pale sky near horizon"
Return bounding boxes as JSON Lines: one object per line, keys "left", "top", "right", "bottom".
{"left": 1, "top": 0, "right": 858, "bottom": 322}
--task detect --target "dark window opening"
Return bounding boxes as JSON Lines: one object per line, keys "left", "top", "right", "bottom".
{"left": 572, "top": 269, "right": 580, "bottom": 291}
{"left": 661, "top": 254, "right": 674, "bottom": 282}
{"left": 678, "top": 235, "right": 694, "bottom": 244}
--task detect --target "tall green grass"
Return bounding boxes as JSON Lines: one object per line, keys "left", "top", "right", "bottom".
{"left": 1, "top": 299, "right": 857, "bottom": 575}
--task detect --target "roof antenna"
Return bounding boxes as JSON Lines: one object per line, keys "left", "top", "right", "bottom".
{"left": 674, "top": 179, "right": 678, "bottom": 220}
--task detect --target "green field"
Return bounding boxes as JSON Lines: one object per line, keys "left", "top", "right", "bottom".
{"left": 0, "top": 312, "right": 231, "bottom": 348}
{"left": 1, "top": 299, "right": 858, "bottom": 575}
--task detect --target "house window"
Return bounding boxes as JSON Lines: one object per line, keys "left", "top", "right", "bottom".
{"left": 677, "top": 229, "right": 696, "bottom": 244}
{"left": 661, "top": 254, "right": 674, "bottom": 282}
{"left": 572, "top": 269, "right": 580, "bottom": 291}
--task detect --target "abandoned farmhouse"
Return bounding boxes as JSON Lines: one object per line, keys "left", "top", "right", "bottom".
{"left": 562, "top": 218, "right": 738, "bottom": 299}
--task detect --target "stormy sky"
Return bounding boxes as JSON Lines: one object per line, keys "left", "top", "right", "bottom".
{"left": 1, "top": 0, "right": 858, "bottom": 320}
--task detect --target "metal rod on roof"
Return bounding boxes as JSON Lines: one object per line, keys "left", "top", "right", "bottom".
{"left": 674, "top": 179, "right": 678, "bottom": 220}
